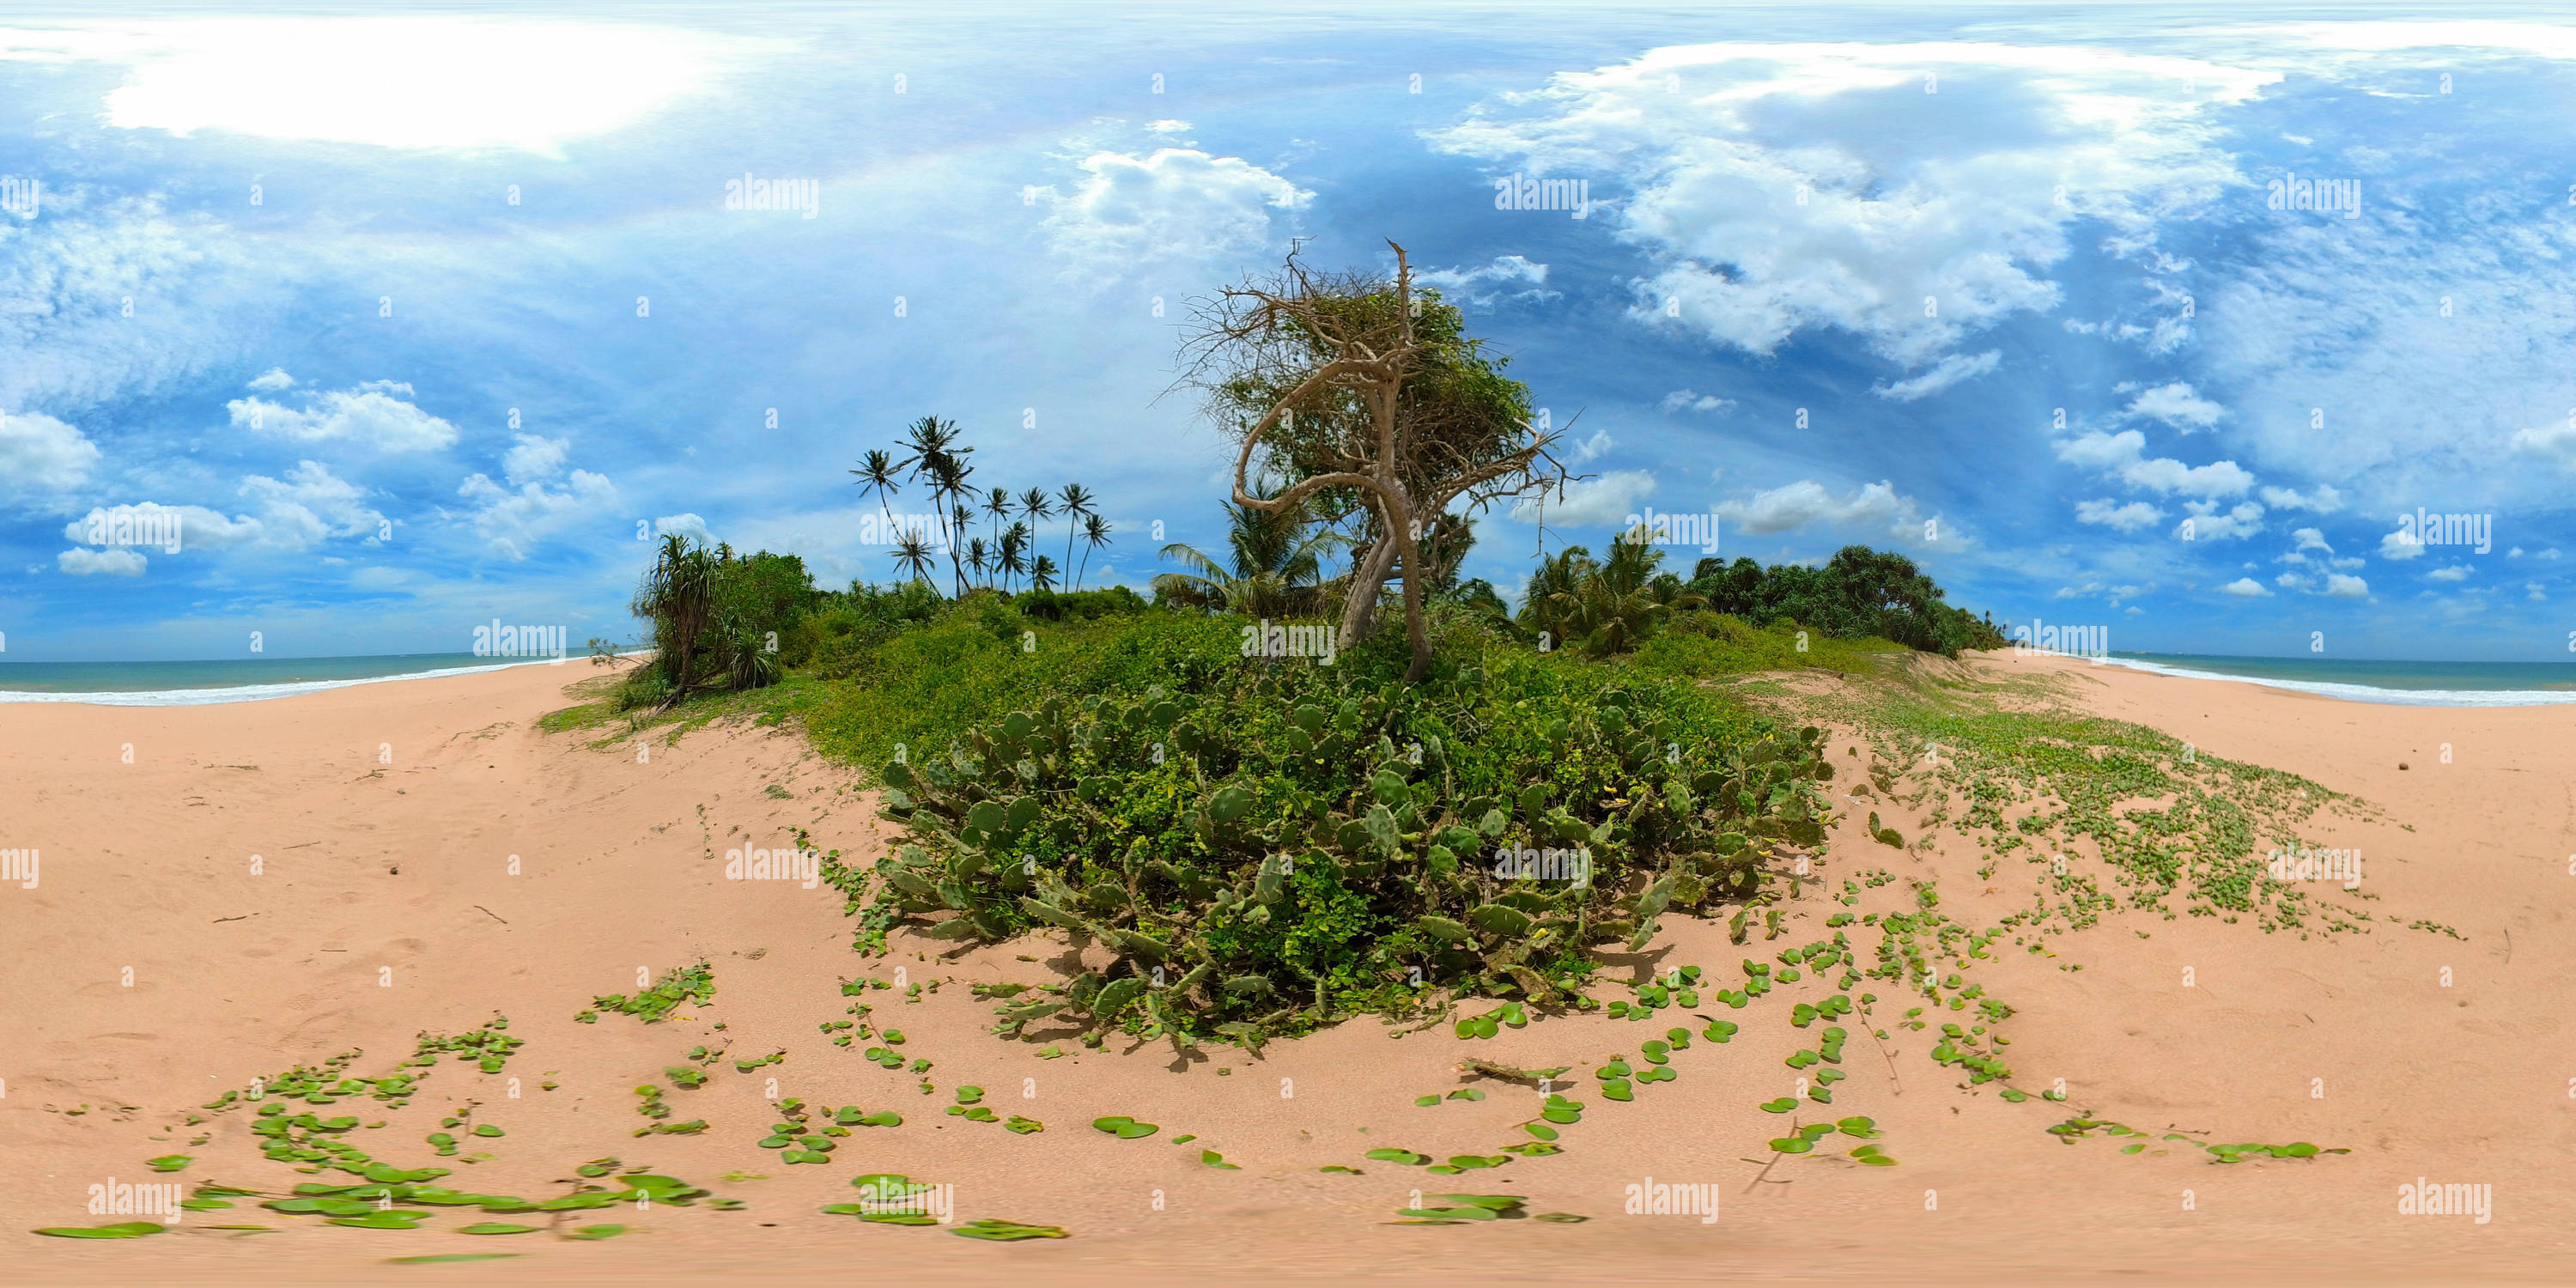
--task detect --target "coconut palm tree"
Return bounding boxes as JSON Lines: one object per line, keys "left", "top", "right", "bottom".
{"left": 1056, "top": 483, "right": 1095, "bottom": 578}
{"left": 1078, "top": 513, "right": 1112, "bottom": 589}
{"left": 1544, "top": 539, "right": 1702, "bottom": 656}
{"left": 850, "top": 447, "right": 902, "bottom": 552}
{"left": 982, "top": 486, "right": 1012, "bottom": 550}
{"left": 1153, "top": 487, "right": 1342, "bottom": 619}
{"left": 998, "top": 521, "right": 1031, "bottom": 592}
{"left": 964, "top": 537, "right": 991, "bottom": 588}
{"left": 1031, "top": 554, "right": 1060, "bottom": 592}
{"left": 1018, "top": 486, "right": 1054, "bottom": 532}
{"left": 892, "top": 532, "right": 938, "bottom": 586}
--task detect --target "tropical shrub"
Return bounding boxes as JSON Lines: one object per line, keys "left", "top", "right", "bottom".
{"left": 850, "top": 615, "right": 1834, "bottom": 1051}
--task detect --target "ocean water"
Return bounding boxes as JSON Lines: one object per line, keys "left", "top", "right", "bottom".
{"left": 2099, "top": 653, "right": 2576, "bottom": 707}
{"left": 0, "top": 653, "right": 580, "bottom": 706}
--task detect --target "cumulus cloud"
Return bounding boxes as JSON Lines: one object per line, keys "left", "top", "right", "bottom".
{"left": 453, "top": 466, "right": 617, "bottom": 561}
{"left": 1510, "top": 471, "right": 1656, "bottom": 526}
{"left": 1036, "top": 149, "right": 1307, "bottom": 279}
{"left": 653, "top": 513, "right": 713, "bottom": 544}
{"left": 0, "top": 410, "right": 101, "bottom": 495}
{"left": 1659, "top": 389, "right": 1735, "bottom": 414}
{"left": 2056, "top": 430, "right": 2254, "bottom": 498}
{"left": 1567, "top": 428, "right": 1615, "bottom": 465}
{"left": 2323, "top": 573, "right": 2369, "bottom": 598}
{"left": 246, "top": 367, "right": 295, "bottom": 391}
{"left": 2177, "top": 499, "right": 2265, "bottom": 542}
{"left": 2074, "top": 498, "right": 2165, "bottom": 532}
{"left": 502, "top": 433, "right": 571, "bottom": 485}
{"left": 2217, "top": 577, "right": 2272, "bottom": 597}
{"left": 58, "top": 546, "right": 145, "bottom": 576}
{"left": 228, "top": 380, "right": 458, "bottom": 452}
{"left": 1714, "top": 478, "right": 1934, "bottom": 544}
{"left": 2262, "top": 483, "right": 2344, "bottom": 513}
{"left": 2291, "top": 526, "right": 2332, "bottom": 551}
{"left": 1430, "top": 42, "right": 2272, "bottom": 370}
{"left": 2427, "top": 563, "right": 2472, "bottom": 581}
{"left": 1416, "top": 254, "right": 1557, "bottom": 307}
{"left": 1874, "top": 349, "right": 2000, "bottom": 403}
{"left": 237, "top": 460, "right": 386, "bottom": 546}
{"left": 2123, "top": 381, "right": 2227, "bottom": 432}
{"left": 2379, "top": 525, "right": 2426, "bottom": 559}
{"left": 2512, "top": 420, "right": 2576, "bottom": 470}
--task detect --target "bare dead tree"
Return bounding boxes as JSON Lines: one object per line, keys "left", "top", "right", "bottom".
{"left": 1176, "top": 240, "right": 1574, "bottom": 681}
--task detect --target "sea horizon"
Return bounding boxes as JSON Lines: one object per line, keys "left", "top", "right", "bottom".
{"left": 9, "top": 647, "right": 2576, "bottom": 708}
{"left": 0, "top": 652, "right": 603, "bottom": 706}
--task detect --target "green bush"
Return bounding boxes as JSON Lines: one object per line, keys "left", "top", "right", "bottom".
{"left": 1012, "top": 586, "right": 1150, "bottom": 622}
{"left": 848, "top": 610, "right": 1834, "bottom": 1051}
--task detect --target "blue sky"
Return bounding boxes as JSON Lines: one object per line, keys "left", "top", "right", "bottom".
{"left": 5, "top": 3, "right": 2576, "bottom": 661}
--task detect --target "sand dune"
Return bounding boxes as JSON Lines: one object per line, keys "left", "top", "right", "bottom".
{"left": 1, "top": 657, "right": 2568, "bottom": 1285}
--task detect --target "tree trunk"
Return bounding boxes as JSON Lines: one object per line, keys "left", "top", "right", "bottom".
{"left": 1336, "top": 530, "right": 1398, "bottom": 653}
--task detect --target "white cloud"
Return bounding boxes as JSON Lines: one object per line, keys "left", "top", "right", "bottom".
{"left": 1658, "top": 389, "right": 1736, "bottom": 415}
{"left": 2323, "top": 573, "right": 2369, "bottom": 598}
{"left": 0, "top": 410, "right": 100, "bottom": 495}
{"left": 1417, "top": 254, "right": 1557, "bottom": 307}
{"left": 2217, "top": 577, "right": 2271, "bottom": 597}
{"left": 32, "top": 17, "right": 756, "bottom": 155}
{"left": 2074, "top": 498, "right": 2164, "bottom": 532}
{"left": 2427, "top": 564, "right": 2472, "bottom": 582}
{"left": 2056, "top": 429, "right": 2254, "bottom": 498}
{"left": 58, "top": 546, "right": 145, "bottom": 576}
{"left": 1714, "top": 478, "right": 1935, "bottom": 544}
{"left": 1146, "top": 119, "right": 1191, "bottom": 134}
{"left": 246, "top": 367, "right": 295, "bottom": 391}
{"left": 1431, "top": 42, "right": 2274, "bottom": 368}
{"left": 2291, "top": 527, "right": 2332, "bottom": 552}
{"left": 237, "top": 460, "right": 386, "bottom": 546}
{"left": 1568, "top": 428, "right": 1614, "bottom": 465}
{"left": 1036, "top": 149, "right": 1307, "bottom": 279}
{"left": 453, "top": 469, "right": 618, "bottom": 561}
{"left": 1510, "top": 471, "right": 1656, "bottom": 526}
{"left": 2379, "top": 526, "right": 2426, "bottom": 560}
{"left": 502, "top": 434, "right": 571, "bottom": 485}
{"left": 2177, "top": 499, "right": 2265, "bottom": 542}
{"left": 653, "top": 513, "right": 713, "bottom": 544}
{"left": 2529, "top": 581, "right": 2548, "bottom": 602}
{"left": 229, "top": 380, "right": 458, "bottom": 452}
{"left": 2123, "top": 381, "right": 2227, "bottom": 432}
{"left": 2511, "top": 421, "right": 2576, "bottom": 470}
{"left": 2261, "top": 483, "right": 2344, "bottom": 513}
{"left": 1874, "top": 349, "right": 2000, "bottom": 403}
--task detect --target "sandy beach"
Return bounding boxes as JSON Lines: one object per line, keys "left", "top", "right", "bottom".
{"left": 3, "top": 654, "right": 2570, "bottom": 1285}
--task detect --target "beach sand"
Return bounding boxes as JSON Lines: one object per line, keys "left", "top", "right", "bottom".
{"left": 1, "top": 654, "right": 2569, "bottom": 1285}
